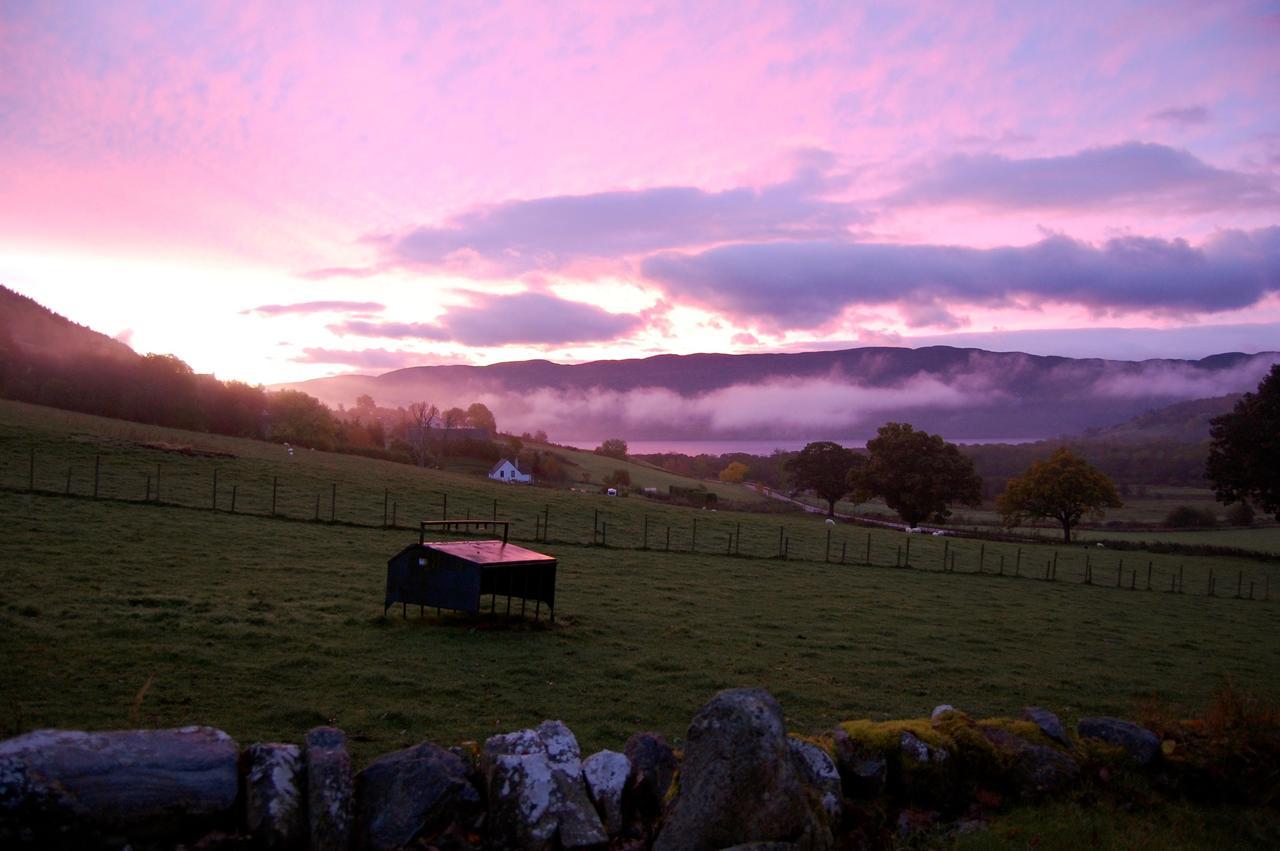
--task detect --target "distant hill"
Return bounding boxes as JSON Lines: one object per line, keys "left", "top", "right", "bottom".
{"left": 1079, "top": 394, "right": 1241, "bottom": 444}
{"left": 0, "top": 285, "right": 138, "bottom": 364}
{"left": 280, "top": 347, "right": 1279, "bottom": 442}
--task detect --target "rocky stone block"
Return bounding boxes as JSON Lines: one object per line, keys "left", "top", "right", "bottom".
{"left": 0, "top": 726, "right": 237, "bottom": 848}
{"left": 244, "top": 742, "right": 305, "bottom": 850}
{"left": 787, "top": 737, "right": 842, "bottom": 827}
{"left": 304, "top": 727, "right": 354, "bottom": 851}
{"left": 356, "top": 740, "right": 481, "bottom": 851}
{"left": 1021, "top": 707, "right": 1070, "bottom": 747}
{"left": 582, "top": 750, "right": 629, "bottom": 836}
{"left": 622, "top": 731, "right": 678, "bottom": 827}
{"left": 482, "top": 720, "right": 606, "bottom": 850}
{"left": 1077, "top": 717, "right": 1160, "bottom": 767}
{"left": 655, "top": 689, "right": 831, "bottom": 851}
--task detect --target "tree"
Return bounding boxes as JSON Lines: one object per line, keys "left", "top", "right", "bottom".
{"left": 996, "top": 448, "right": 1122, "bottom": 542}
{"left": 465, "top": 402, "right": 497, "bottom": 435}
{"left": 267, "top": 389, "right": 336, "bottom": 450}
{"left": 718, "top": 461, "right": 749, "bottom": 483}
{"left": 1207, "top": 363, "right": 1280, "bottom": 520}
{"left": 595, "top": 438, "right": 628, "bottom": 460}
{"left": 442, "top": 406, "right": 466, "bottom": 429}
{"left": 863, "top": 423, "right": 982, "bottom": 527}
{"left": 604, "top": 468, "right": 631, "bottom": 487}
{"left": 785, "top": 441, "right": 857, "bottom": 517}
{"left": 404, "top": 401, "right": 439, "bottom": 466}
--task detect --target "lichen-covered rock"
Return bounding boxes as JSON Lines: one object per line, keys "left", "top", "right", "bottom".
{"left": 244, "top": 743, "right": 305, "bottom": 850}
{"left": 787, "top": 738, "right": 842, "bottom": 826}
{"left": 979, "top": 728, "right": 1079, "bottom": 797}
{"left": 582, "top": 750, "right": 629, "bottom": 836}
{"left": 830, "top": 726, "right": 888, "bottom": 798}
{"left": 654, "top": 689, "right": 832, "bottom": 851}
{"left": 622, "top": 731, "right": 678, "bottom": 828}
{"left": 356, "top": 740, "right": 481, "bottom": 851}
{"left": 896, "top": 731, "right": 955, "bottom": 806}
{"left": 1077, "top": 718, "right": 1160, "bottom": 767}
{"left": 304, "top": 727, "right": 354, "bottom": 851}
{"left": 1021, "top": 707, "right": 1070, "bottom": 747}
{"left": 482, "top": 720, "right": 606, "bottom": 850}
{"left": 930, "top": 705, "right": 958, "bottom": 721}
{"left": 0, "top": 726, "right": 238, "bottom": 848}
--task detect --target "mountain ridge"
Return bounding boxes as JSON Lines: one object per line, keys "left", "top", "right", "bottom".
{"left": 279, "top": 346, "right": 1279, "bottom": 442}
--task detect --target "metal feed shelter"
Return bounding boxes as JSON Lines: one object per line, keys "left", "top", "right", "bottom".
{"left": 385, "top": 520, "right": 558, "bottom": 621}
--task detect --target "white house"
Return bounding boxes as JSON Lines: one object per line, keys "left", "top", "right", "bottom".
{"left": 489, "top": 459, "right": 532, "bottom": 484}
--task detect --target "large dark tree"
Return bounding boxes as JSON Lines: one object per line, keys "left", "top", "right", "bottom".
{"left": 863, "top": 422, "right": 982, "bottom": 526}
{"left": 996, "top": 447, "right": 1122, "bottom": 542}
{"left": 1207, "top": 363, "right": 1280, "bottom": 519}
{"left": 786, "top": 441, "right": 858, "bottom": 516}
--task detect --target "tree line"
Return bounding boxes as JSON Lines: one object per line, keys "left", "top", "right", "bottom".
{"left": 784, "top": 365, "right": 1278, "bottom": 541}
{"left": 0, "top": 330, "right": 510, "bottom": 468}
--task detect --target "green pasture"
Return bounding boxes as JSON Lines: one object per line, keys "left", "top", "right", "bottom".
{"left": 1, "top": 399, "right": 1279, "bottom": 769}
{"left": 522, "top": 437, "right": 765, "bottom": 504}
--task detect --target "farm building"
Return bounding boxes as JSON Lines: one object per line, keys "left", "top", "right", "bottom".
{"left": 489, "top": 459, "right": 532, "bottom": 484}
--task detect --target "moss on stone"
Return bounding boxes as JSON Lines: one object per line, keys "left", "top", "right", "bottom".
{"left": 837, "top": 718, "right": 949, "bottom": 753}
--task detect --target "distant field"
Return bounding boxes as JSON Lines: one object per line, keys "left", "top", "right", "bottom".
{"left": 521, "top": 437, "right": 765, "bottom": 504}
{"left": 798, "top": 485, "right": 1280, "bottom": 556}
{"left": 2, "top": 400, "right": 1278, "bottom": 767}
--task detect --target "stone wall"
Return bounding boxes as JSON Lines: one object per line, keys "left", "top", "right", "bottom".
{"left": 0, "top": 688, "right": 1272, "bottom": 849}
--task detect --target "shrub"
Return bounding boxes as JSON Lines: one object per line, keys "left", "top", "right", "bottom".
{"left": 1225, "top": 501, "right": 1256, "bottom": 527}
{"left": 1164, "top": 505, "right": 1218, "bottom": 528}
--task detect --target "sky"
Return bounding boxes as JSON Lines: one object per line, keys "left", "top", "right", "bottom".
{"left": 1, "top": 0, "right": 1278, "bottom": 385}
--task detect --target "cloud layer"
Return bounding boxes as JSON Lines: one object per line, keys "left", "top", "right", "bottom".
{"left": 892, "top": 143, "right": 1277, "bottom": 212}
{"left": 249, "top": 300, "right": 385, "bottom": 316}
{"left": 642, "top": 227, "right": 1280, "bottom": 331}
{"left": 381, "top": 155, "right": 858, "bottom": 273}
{"left": 329, "top": 292, "right": 642, "bottom": 346}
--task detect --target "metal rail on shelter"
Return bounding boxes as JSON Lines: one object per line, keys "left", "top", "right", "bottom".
{"left": 419, "top": 519, "right": 510, "bottom": 545}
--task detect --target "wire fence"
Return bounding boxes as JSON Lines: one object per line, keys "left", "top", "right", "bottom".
{"left": 3, "top": 444, "right": 1275, "bottom": 603}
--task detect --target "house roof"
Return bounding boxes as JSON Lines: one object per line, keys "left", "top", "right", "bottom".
{"left": 489, "top": 459, "right": 522, "bottom": 475}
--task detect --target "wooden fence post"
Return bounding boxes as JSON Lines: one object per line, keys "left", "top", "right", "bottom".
{"left": 826, "top": 528, "right": 832, "bottom": 562}
{"left": 28, "top": 447, "right": 35, "bottom": 492}
{"left": 93, "top": 455, "right": 100, "bottom": 499}
{"left": 330, "top": 483, "right": 336, "bottom": 522}
{"left": 211, "top": 467, "right": 217, "bottom": 509}
{"left": 231, "top": 484, "right": 238, "bottom": 514}
{"left": 271, "top": 477, "right": 278, "bottom": 517}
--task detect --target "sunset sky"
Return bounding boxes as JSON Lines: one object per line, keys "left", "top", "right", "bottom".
{"left": 2, "top": 1, "right": 1278, "bottom": 385}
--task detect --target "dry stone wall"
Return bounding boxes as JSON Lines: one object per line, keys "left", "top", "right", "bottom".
{"left": 0, "top": 688, "right": 1270, "bottom": 849}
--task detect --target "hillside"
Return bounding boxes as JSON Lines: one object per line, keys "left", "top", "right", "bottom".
{"left": 1079, "top": 394, "right": 1240, "bottom": 443}
{"left": 280, "top": 347, "right": 1280, "bottom": 442}
{"left": 0, "top": 284, "right": 138, "bottom": 364}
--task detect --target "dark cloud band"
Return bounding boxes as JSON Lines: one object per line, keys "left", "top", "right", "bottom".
{"left": 642, "top": 227, "right": 1280, "bottom": 331}
{"left": 328, "top": 292, "right": 642, "bottom": 346}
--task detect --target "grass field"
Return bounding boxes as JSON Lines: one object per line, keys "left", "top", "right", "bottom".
{"left": 2, "top": 399, "right": 1279, "bottom": 770}
{"left": 520, "top": 437, "right": 766, "bottom": 504}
